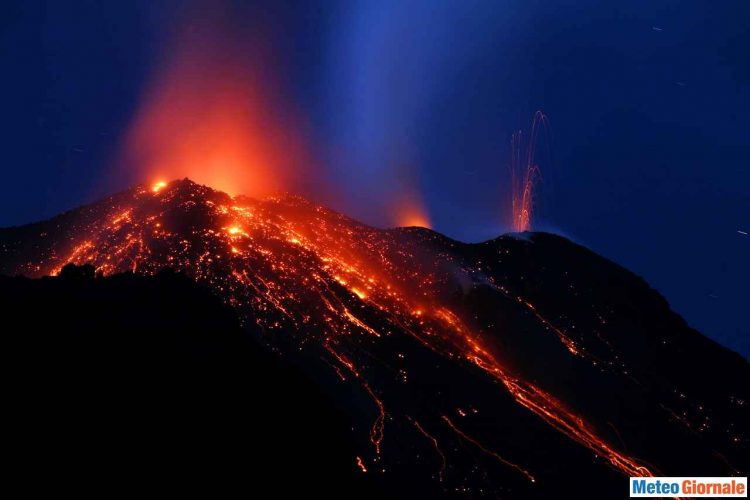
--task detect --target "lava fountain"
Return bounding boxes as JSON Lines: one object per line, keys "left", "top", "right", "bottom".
{"left": 510, "top": 111, "right": 549, "bottom": 232}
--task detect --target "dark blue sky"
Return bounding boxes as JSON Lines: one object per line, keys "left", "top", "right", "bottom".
{"left": 1, "top": 0, "right": 748, "bottom": 356}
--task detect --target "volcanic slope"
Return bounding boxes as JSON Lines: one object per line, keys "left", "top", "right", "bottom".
{"left": 1, "top": 179, "right": 746, "bottom": 498}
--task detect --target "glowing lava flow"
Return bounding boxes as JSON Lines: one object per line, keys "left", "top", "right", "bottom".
{"left": 408, "top": 416, "right": 447, "bottom": 481}
{"left": 15, "top": 179, "right": 658, "bottom": 488}
{"left": 441, "top": 414, "right": 535, "bottom": 483}
{"left": 365, "top": 383, "right": 386, "bottom": 455}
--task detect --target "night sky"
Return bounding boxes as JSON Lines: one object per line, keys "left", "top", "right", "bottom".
{"left": 1, "top": 0, "right": 748, "bottom": 356}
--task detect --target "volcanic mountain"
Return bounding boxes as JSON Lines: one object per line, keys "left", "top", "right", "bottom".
{"left": 1, "top": 179, "right": 747, "bottom": 498}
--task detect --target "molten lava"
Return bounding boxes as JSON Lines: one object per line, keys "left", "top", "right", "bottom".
{"left": 151, "top": 180, "right": 168, "bottom": 193}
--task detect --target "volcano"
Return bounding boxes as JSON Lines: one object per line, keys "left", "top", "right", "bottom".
{"left": 1, "top": 179, "right": 747, "bottom": 498}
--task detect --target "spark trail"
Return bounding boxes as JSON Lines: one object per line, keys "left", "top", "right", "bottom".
{"left": 510, "top": 111, "right": 548, "bottom": 232}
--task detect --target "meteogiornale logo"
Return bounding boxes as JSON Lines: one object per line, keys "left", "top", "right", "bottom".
{"left": 630, "top": 477, "right": 747, "bottom": 497}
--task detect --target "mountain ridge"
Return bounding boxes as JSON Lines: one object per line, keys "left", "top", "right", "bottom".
{"left": 1, "top": 178, "right": 746, "bottom": 498}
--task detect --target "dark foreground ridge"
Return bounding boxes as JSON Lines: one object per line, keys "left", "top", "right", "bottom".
{"left": 1, "top": 179, "right": 747, "bottom": 498}
{"left": 2, "top": 266, "right": 383, "bottom": 497}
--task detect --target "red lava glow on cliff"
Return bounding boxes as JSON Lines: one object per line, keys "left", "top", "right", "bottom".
{"left": 120, "top": 6, "right": 310, "bottom": 199}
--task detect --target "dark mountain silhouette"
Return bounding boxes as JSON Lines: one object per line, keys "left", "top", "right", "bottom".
{"left": 1, "top": 179, "right": 747, "bottom": 498}
{"left": 2, "top": 266, "right": 390, "bottom": 497}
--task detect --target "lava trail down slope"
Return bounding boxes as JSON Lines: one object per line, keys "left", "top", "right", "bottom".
{"left": 1, "top": 179, "right": 746, "bottom": 498}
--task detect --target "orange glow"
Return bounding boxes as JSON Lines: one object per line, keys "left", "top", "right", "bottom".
{"left": 120, "top": 5, "right": 310, "bottom": 198}
{"left": 151, "top": 180, "right": 167, "bottom": 193}
{"left": 393, "top": 194, "right": 431, "bottom": 229}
